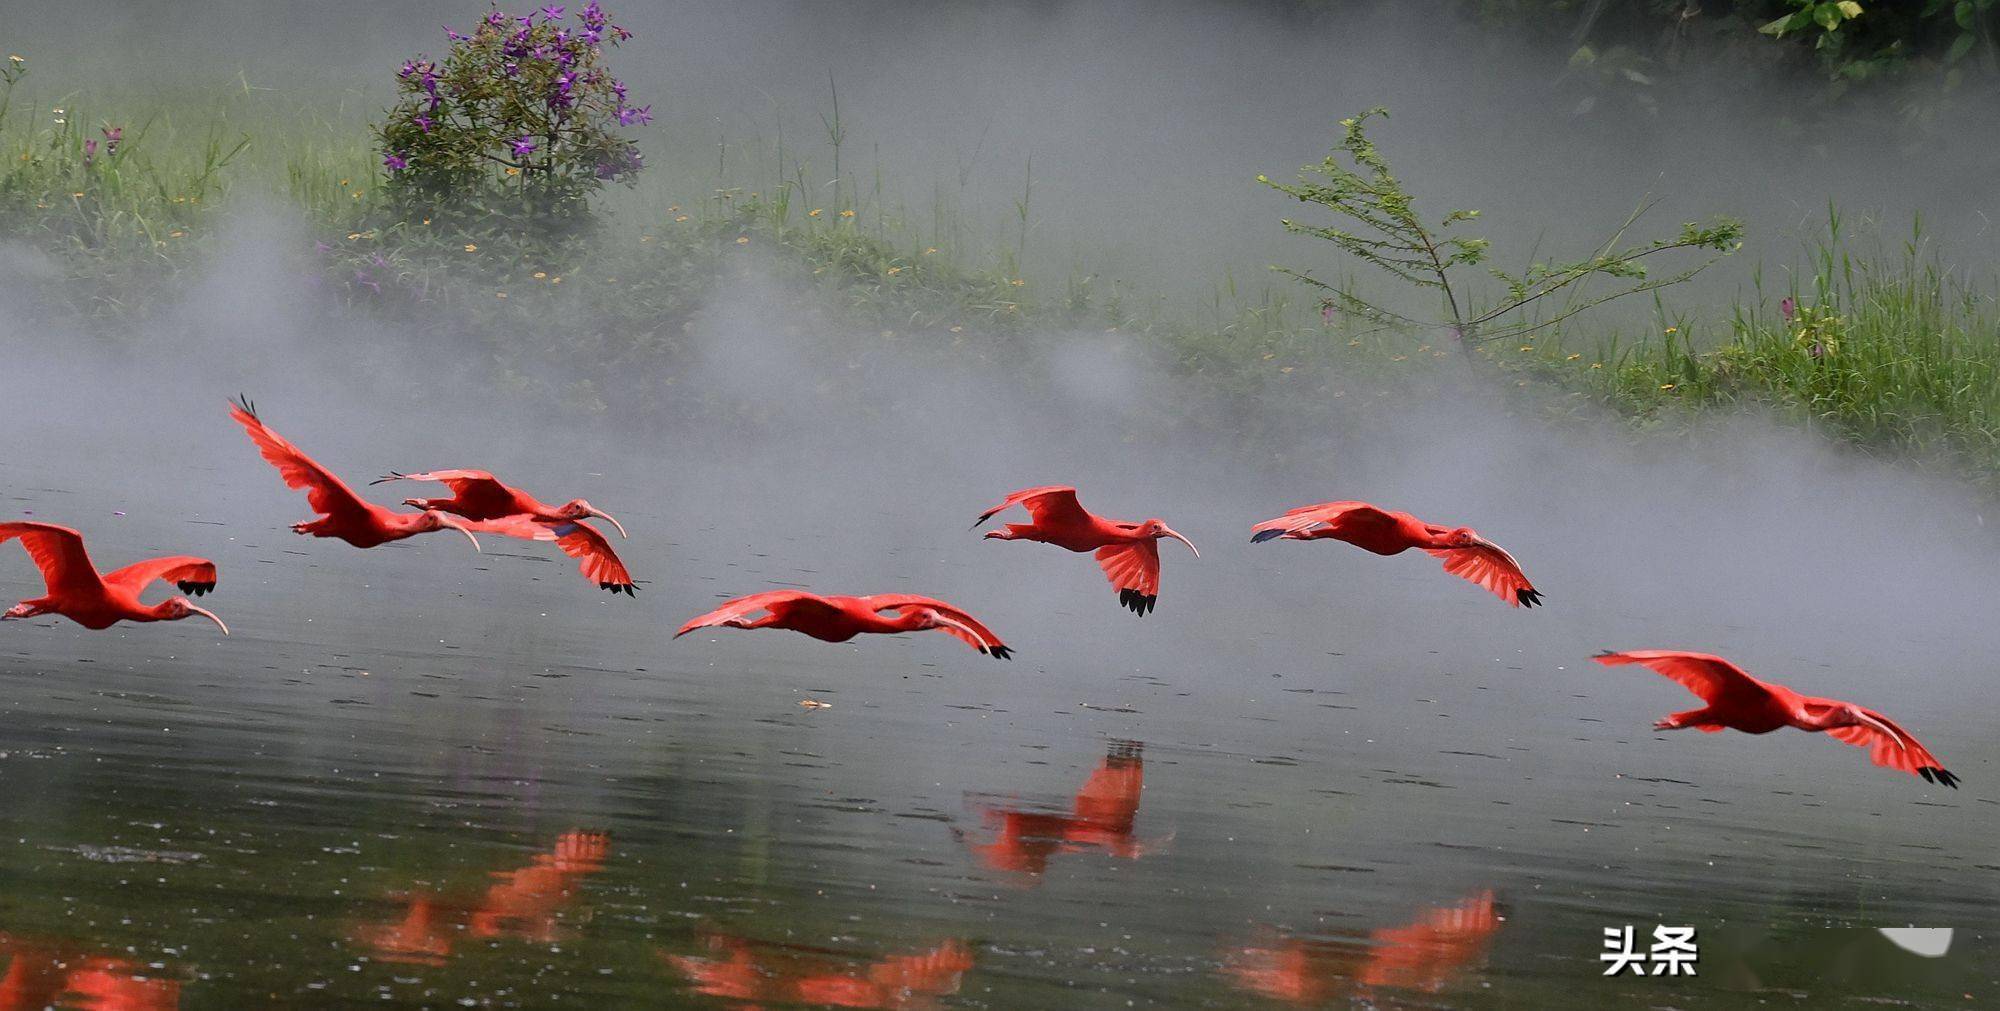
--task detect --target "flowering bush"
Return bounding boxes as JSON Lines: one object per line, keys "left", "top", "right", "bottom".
{"left": 377, "top": 3, "right": 649, "bottom": 229}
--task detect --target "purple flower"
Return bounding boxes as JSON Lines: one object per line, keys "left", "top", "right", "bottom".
{"left": 444, "top": 24, "right": 467, "bottom": 41}
{"left": 582, "top": 1, "right": 604, "bottom": 26}
{"left": 541, "top": 6, "right": 565, "bottom": 22}
{"left": 371, "top": 252, "right": 391, "bottom": 268}
{"left": 83, "top": 138, "right": 97, "bottom": 165}
{"left": 1780, "top": 296, "right": 1796, "bottom": 322}
{"left": 553, "top": 29, "right": 570, "bottom": 46}
{"left": 581, "top": 26, "right": 602, "bottom": 44}
{"left": 1320, "top": 300, "right": 1335, "bottom": 324}
{"left": 414, "top": 113, "right": 433, "bottom": 133}
{"left": 617, "top": 104, "right": 651, "bottom": 126}
{"left": 611, "top": 80, "right": 627, "bottom": 102}
{"left": 354, "top": 270, "right": 381, "bottom": 295}
{"left": 612, "top": 25, "right": 631, "bottom": 41}
{"left": 314, "top": 240, "right": 333, "bottom": 254}
{"left": 516, "top": 14, "right": 535, "bottom": 28}
{"left": 399, "top": 60, "right": 416, "bottom": 78}
{"left": 383, "top": 151, "right": 408, "bottom": 171}
{"left": 486, "top": 10, "right": 509, "bottom": 27}
{"left": 556, "top": 69, "right": 579, "bottom": 94}
{"left": 512, "top": 135, "right": 538, "bottom": 158}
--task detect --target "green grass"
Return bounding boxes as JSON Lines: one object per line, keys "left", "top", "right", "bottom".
{"left": 5, "top": 62, "right": 1999, "bottom": 489}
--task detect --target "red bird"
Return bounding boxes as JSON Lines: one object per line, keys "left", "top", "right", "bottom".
{"left": 962, "top": 741, "right": 1160, "bottom": 877}
{"left": 665, "top": 932, "right": 974, "bottom": 1010}
{"left": 229, "top": 396, "right": 481, "bottom": 552}
{"left": 1224, "top": 891, "right": 1500, "bottom": 1003}
{"left": 1594, "top": 650, "right": 1958, "bottom": 788}
{"left": 1, "top": 522, "right": 228, "bottom": 635}
{"left": 371, "top": 470, "right": 635, "bottom": 594}
{"left": 676, "top": 590, "right": 1011, "bottom": 659}
{"left": 1251, "top": 501, "right": 1541, "bottom": 608}
{"left": 973, "top": 486, "right": 1199, "bottom": 616}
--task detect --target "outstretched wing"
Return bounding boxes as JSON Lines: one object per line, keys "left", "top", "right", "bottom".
{"left": 1426, "top": 536, "right": 1542, "bottom": 607}
{"left": 229, "top": 396, "right": 372, "bottom": 522}
{"left": 1095, "top": 540, "right": 1161, "bottom": 616}
{"left": 974, "top": 485, "right": 1088, "bottom": 529}
{"left": 1249, "top": 500, "right": 1388, "bottom": 542}
{"left": 1592, "top": 649, "right": 1770, "bottom": 706}
{"left": 0, "top": 521, "right": 106, "bottom": 599}
{"left": 103, "top": 555, "right": 219, "bottom": 597}
{"left": 549, "top": 520, "right": 636, "bottom": 595}
{"left": 373, "top": 469, "right": 518, "bottom": 517}
{"left": 675, "top": 590, "right": 825, "bottom": 637}
{"left": 863, "top": 593, "right": 1012, "bottom": 658}
{"left": 1816, "top": 703, "right": 1959, "bottom": 788}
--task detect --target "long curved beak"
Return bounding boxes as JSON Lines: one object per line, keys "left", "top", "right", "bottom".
{"left": 1161, "top": 526, "right": 1200, "bottom": 558}
{"left": 439, "top": 516, "right": 482, "bottom": 553}
{"left": 187, "top": 604, "right": 230, "bottom": 636}
{"left": 588, "top": 508, "right": 628, "bottom": 539}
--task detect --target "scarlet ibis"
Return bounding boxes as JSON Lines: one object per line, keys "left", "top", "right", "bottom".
{"left": 676, "top": 590, "right": 1011, "bottom": 659}
{"left": 962, "top": 741, "right": 1158, "bottom": 876}
{"left": 1251, "top": 501, "right": 1542, "bottom": 607}
{"left": 1224, "top": 891, "right": 1499, "bottom": 1003}
{"left": 0, "top": 933, "right": 181, "bottom": 1011}
{"left": 228, "top": 396, "right": 481, "bottom": 552}
{"left": 1593, "top": 650, "right": 1958, "bottom": 788}
{"left": 973, "top": 485, "right": 1199, "bottom": 616}
{"left": 665, "top": 932, "right": 974, "bottom": 1009}
{"left": 371, "top": 470, "right": 635, "bottom": 594}
{"left": 0, "top": 521, "right": 228, "bottom": 635}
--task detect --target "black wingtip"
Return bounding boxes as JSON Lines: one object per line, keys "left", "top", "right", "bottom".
{"left": 1923, "top": 766, "right": 1960, "bottom": 789}
{"left": 231, "top": 392, "right": 258, "bottom": 418}
{"left": 1250, "top": 528, "right": 1284, "bottom": 543}
{"left": 1517, "top": 587, "right": 1544, "bottom": 608}
{"left": 368, "top": 471, "right": 406, "bottom": 486}
{"left": 1117, "top": 588, "right": 1157, "bottom": 616}
{"left": 989, "top": 644, "right": 1014, "bottom": 660}
{"left": 177, "top": 581, "right": 215, "bottom": 597}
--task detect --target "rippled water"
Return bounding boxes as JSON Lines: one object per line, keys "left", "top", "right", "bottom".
{"left": 1, "top": 429, "right": 1994, "bottom": 1010}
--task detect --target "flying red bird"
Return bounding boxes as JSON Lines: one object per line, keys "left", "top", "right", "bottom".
{"left": 961, "top": 741, "right": 1161, "bottom": 877}
{"left": 1224, "top": 891, "right": 1500, "bottom": 1003}
{"left": 1, "top": 521, "right": 228, "bottom": 635}
{"left": 229, "top": 396, "right": 481, "bottom": 552}
{"left": 1251, "top": 501, "right": 1541, "bottom": 607}
{"left": 1593, "top": 649, "right": 1958, "bottom": 788}
{"left": 371, "top": 470, "right": 635, "bottom": 594}
{"left": 676, "top": 590, "right": 1011, "bottom": 659}
{"left": 973, "top": 485, "right": 1199, "bottom": 616}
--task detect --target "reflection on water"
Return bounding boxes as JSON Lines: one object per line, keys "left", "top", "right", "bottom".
{"left": 0, "top": 934, "right": 179, "bottom": 1011}
{"left": 665, "top": 933, "right": 975, "bottom": 1009}
{"left": 959, "top": 740, "right": 1165, "bottom": 878}
{"left": 353, "top": 830, "right": 611, "bottom": 966}
{"left": 1223, "top": 891, "right": 1500, "bottom": 1003}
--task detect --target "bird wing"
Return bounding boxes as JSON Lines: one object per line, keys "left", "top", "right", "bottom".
{"left": 974, "top": 485, "right": 1087, "bottom": 528}
{"left": 0, "top": 521, "right": 107, "bottom": 599}
{"left": 229, "top": 397, "right": 373, "bottom": 522}
{"left": 548, "top": 520, "right": 637, "bottom": 594}
{"left": 1250, "top": 500, "right": 1392, "bottom": 541}
{"left": 1814, "top": 703, "right": 1959, "bottom": 787}
{"left": 1591, "top": 649, "right": 1769, "bottom": 706}
{"left": 102, "top": 555, "right": 219, "bottom": 598}
{"left": 1095, "top": 539, "right": 1161, "bottom": 616}
{"left": 1425, "top": 536, "right": 1542, "bottom": 607}
{"left": 862, "top": 593, "right": 1011, "bottom": 658}
{"left": 675, "top": 590, "right": 826, "bottom": 637}
{"left": 374, "top": 470, "right": 518, "bottom": 516}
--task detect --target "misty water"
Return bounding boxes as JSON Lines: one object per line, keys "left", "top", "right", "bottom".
{"left": 3, "top": 304, "right": 1996, "bottom": 1008}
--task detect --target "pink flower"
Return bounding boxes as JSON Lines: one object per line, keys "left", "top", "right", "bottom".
{"left": 1780, "top": 296, "right": 1796, "bottom": 322}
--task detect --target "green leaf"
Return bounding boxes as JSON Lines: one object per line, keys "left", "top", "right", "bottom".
{"left": 1956, "top": 0, "right": 1976, "bottom": 29}
{"left": 1948, "top": 31, "right": 1976, "bottom": 62}
{"left": 1835, "top": 1, "right": 1862, "bottom": 18}
{"left": 1815, "top": 4, "right": 1842, "bottom": 30}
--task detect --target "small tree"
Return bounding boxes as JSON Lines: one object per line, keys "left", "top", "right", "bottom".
{"left": 1260, "top": 108, "right": 1743, "bottom": 356}
{"left": 378, "top": 3, "right": 649, "bottom": 229}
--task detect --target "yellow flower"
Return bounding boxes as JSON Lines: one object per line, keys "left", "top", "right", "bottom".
{"left": 495, "top": 291, "right": 508, "bottom": 299}
{"left": 549, "top": 276, "right": 561, "bottom": 284}
{"left": 463, "top": 243, "right": 478, "bottom": 252}
{"left": 1009, "top": 278, "right": 1025, "bottom": 287}
{"left": 886, "top": 266, "right": 902, "bottom": 275}
{"left": 169, "top": 230, "right": 185, "bottom": 238}
{"left": 1566, "top": 353, "right": 1582, "bottom": 361}
{"left": 1659, "top": 383, "right": 1676, "bottom": 390}
{"left": 923, "top": 247, "right": 938, "bottom": 255}
{"left": 1518, "top": 345, "right": 1533, "bottom": 352}
{"left": 6, "top": 55, "right": 22, "bottom": 64}
{"left": 533, "top": 271, "right": 548, "bottom": 280}
{"left": 1664, "top": 326, "right": 1679, "bottom": 334}
{"left": 1590, "top": 362, "right": 1604, "bottom": 369}
{"left": 505, "top": 167, "right": 521, "bottom": 176}
{"left": 667, "top": 204, "right": 680, "bottom": 213}
{"left": 70, "top": 191, "right": 83, "bottom": 198}
{"left": 735, "top": 236, "right": 750, "bottom": 245}
{"left": 839, "top": 209, "right": 855, "bottom": 218}
{"left": 338, "top": 178, "right": 349, "bottom": 187}
{"left": 949, "top": 325, "right": 964, "bottom": 333}
{"left": 673, "top": 215, "right": 688, "bottom": 222}
{"left": 1347, "top": 339, "right": 1362, "bottom": 347}
{"left": 808, "top": 208, "right": 822, "bottom": 218}
{"left": 1390, "top": 354, "right": 1408, "bottom": 362}
{"left": 347, "top": 232, "right": 362, "bottom": 240}
{"left": 642, "top": 234, "right": 656, "bottom": 241}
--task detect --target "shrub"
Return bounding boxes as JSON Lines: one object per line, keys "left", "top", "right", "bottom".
{"left": 377, "top": 3, "right": 649, "bottom": 231}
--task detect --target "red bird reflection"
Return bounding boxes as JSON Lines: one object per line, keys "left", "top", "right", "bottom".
{"left": 1223, "top": 890, "right": 1500, "bottom": 1003}
{"left": 0, "top": 933, "right": 180, "bottom": 1010}
{"left": 664, "top": 930, "right": 975, "bottom": 1010}
{"left": 959, "top": 741, "right": 1164, "bottom": 878}
{"left": 353, "top": 830, "right": 610, "bottom": 965}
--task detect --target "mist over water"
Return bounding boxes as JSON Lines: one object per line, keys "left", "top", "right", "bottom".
{"left": 2, "top": 1, "right": 1998, "bottom": 1007}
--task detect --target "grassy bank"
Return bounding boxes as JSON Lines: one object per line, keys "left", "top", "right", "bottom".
{"left": 4, "top": 62, "right": 1998, "bottom": 488}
